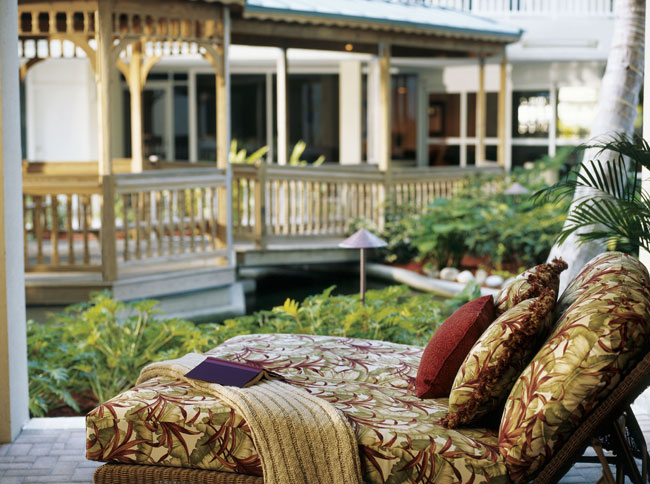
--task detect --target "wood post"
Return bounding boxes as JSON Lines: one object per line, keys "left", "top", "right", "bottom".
{"left": 378, "top": 43, "right": 391, "bottom": 229}
{"left": 96, "top": 0, "right": 113, "bottom": 177}
{"left": 254, "top": 162, "right": 267, "bottom": 249}
{"left": 276, "top": 47, "right": 289, "bottom": 165}
{"left": 377, "top": 43, "right": 391, "bottom": 173}
{"left": 96, "top": 0, "right": 118, "bottom": 281}
{"left": 130, "top": 42, "right": 144, "bottom": 173}
{"left": 497, "top": 52, "right": 507, "bottom": 167}
{"left": 0, "top": 0, "right": 29, "bottom": 442}
{"left": 476, "top": 56, "right": 486, "bottom": 165}
{"left": 215, "top": 5, "right": 231, "bottom": 257}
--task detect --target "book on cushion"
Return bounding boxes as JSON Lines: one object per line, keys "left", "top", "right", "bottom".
{"left": 185, "top": 356, "right": 281, "bottom": 388}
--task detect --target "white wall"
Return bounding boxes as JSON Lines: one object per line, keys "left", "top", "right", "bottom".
{"left": 26, "top": 59, "right": 97, "bottom": 161}
{"left": 0, "top": 0, "right": 29, "bottom": 442}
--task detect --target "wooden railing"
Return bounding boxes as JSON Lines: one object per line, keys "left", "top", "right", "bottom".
{"left": 112, "top": 169, "right": 228, "bottom": 269}
{"left": 23, "top": 165, "right": 229, "bottom": 276}
{"left": 232, "top": 163, "right": 503, "bottom": 248}
{"left": 23, "top": 174, "right": 103, "bottom": 272}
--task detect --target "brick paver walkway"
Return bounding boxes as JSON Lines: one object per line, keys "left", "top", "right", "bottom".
{"left": 0, "top": 402, "right": 648, "bottom": 484}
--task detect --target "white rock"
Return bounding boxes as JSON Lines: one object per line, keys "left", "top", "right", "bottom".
{"left": 475, "top": 269, "right": 488, "bottom": 285}
{"left": 439, "top": 267, "right": 459, "bottom": 281}
{"left": 456, "top": 270, "right": 475, "bottom": 284}
{"left": 502, "top": 277, "right": 516, "bottom": 289}
{"left": 485, "top": 275, "right": 504, "bottom": 288}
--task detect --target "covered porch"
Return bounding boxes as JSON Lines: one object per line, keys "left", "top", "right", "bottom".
{"left": 17, "top": 0, "right": 520, "bottom": 304}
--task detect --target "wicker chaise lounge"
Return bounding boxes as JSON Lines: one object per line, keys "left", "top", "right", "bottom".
{"left": 88, "top": 252, "right": 650, "bottom": 483}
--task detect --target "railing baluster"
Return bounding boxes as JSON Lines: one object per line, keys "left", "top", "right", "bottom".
{"left": 192, "top": 188, "right": 198, "bottom": 252}
{"left": 210, "top": 187, "right": 217, "bottom": 251}
{"left": 178, "top": 189, "right": 185, "bottom": 254}
{"left": 199, "top": 188, "right": 206, "bottom": 252}
{"left": 283, "top": 180, "right": 290, "bottom": 236}
{"left": 145, "top": 191, "right": 152, "bottom": 258}
{"left": 34, "top": 196, "right": 44, "bottom": 265}
{"left": 290, "top": 180, "right": 297, "bottom": 235}
{"left": 156, "top": 190, "right": 163, "bottom": 257}
{"left": 82, "top": 195, "right": 90, "bottom": 264}
{"left": 51, "top": 195, "right": 59, "bottom": 266}
{"left": 122, "top": 194, "right": 130, "bottom": 262}
{"left": 168, "top": 190, "right": 175, "bottom": 256}
{"left": 133, "top": 193, "right": 141, "bottom": 260}
{"left": 66, "top": 195, "right": 74, "bottom": 265}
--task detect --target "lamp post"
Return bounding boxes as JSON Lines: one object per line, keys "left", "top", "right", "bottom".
{"left": 503, "top": 182, "right": 530, "bottom": 196}
{"left": 339, "top": 229, "right": 387, "bottom": 305}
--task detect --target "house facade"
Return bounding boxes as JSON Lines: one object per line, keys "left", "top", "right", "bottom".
{"left": 23, "top": 0, "right": 622, "bottom": 172}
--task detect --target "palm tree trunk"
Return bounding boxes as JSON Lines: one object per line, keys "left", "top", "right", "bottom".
{"left": 549, "top": 0, "right": 645, "bottom": 292}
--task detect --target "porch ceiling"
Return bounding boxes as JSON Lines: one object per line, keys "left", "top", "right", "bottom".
{"left": 232, "top": 0, "right": 521, "bottom": 57}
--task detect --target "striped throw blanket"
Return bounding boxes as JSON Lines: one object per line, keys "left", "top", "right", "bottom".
{"left": 137, "top": 353, "right": 363, "bottom": 484}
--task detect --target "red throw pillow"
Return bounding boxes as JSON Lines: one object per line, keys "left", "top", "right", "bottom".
{"left": 416, "top": 295, "right": 495, "bottom": 399}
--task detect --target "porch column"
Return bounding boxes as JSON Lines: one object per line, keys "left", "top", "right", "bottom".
{"left": 366, "top": 57, "right": 380, "bottom": 164}
{"left": 97, "top": 0, "right": 117, "bottom": 282}
{"left": 378, "top": 43, "right": 391, "bottom": 173}
{"left": 641, "top": 0, "right": 650, "bottom": 269}
{"left": 216, "top": 5, "right": 231, "bottom": 257}
{"left": 129, "top": 42, "right": 144, "bottom": 172}
{"left": 339, "top": 60, "right": 362, "bottom": 164}
{"left": 0, "top": 0, "right": 30, "bottom": 442}
{"left": 276, "top": 47, "right": 289, "bottom": 165}
{"left": 476, "top": 57, "right": 486, "bottom": 165}
{"left": 497, "top": 52, "right": 507, "bottom": 167}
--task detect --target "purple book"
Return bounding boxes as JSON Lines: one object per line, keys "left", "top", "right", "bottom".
{"left": 185, "top": 356, "right": 277, "bottom": 388}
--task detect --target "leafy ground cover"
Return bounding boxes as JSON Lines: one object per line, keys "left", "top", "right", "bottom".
{"left": 29, "top": 283, "right": 479, "bottom": 417}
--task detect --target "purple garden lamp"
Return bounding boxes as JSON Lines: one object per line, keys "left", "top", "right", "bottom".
{"left": 339, "top": 229, "right": 387, "bottom": 305}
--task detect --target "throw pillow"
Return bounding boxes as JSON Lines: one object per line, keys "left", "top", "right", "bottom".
{"left": 416, "top": 295, "right": 495, "bottom": 399}
{"left": 443, "top": 288, "right": 556, "bottom": 428}
{"left": 494, "top": 258, "right": 567, "bottom": 315}
{"left": 498, "top": 253, "right": 650, "bottom": 484}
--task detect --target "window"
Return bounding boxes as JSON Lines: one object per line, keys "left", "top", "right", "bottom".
{"left": 467, "top": 92, "right": 498, "bottom": 138}
{"left": 231, "top": 75, "right": 267, "bottom": 154}
{"left": 513, "top": 91, "right": 551, "bottom": 138}
{"left": 196, "top": 74, "right": 216, "bottom": 161}
{"left": 392, "top": 74, "right": 417, "bottom": 160}
{"left": 557, "top": 86, "right": 598, "bottom": 140}
{"left": 288, "top": 74, "right": 339, "bottom": 162}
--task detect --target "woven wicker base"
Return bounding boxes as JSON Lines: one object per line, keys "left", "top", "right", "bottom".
{"left": 93, "top": 463, "right": 264, "bottom": 484}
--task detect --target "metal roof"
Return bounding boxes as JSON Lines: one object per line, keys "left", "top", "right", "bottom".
{"left": 242, "top": 0, "right": 522, "bottom": 42}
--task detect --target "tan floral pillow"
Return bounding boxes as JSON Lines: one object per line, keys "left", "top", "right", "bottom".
{"left": 443, "top": 289, "right": 556, "bottom": 428}
{"left": 498, "top": 253, "right": 650, "bottom": 484}
{"left": 556, "top": 251, "right": 650, "bottom": 315}
{"left": 494, "top": 258, "right": 567, "bottom": 315}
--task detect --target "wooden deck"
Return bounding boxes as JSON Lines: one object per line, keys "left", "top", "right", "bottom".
{"left": 22, "top": 161, "right": 503, "bottom": 305}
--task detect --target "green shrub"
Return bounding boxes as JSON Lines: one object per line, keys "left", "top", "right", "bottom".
{"left": 28, "top": 284, "right": 479, "bottom": 416}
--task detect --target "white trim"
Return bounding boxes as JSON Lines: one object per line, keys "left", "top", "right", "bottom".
{"left": 459, "top": 91, "right": 467, "bottom": 167}
{"left": 265, "top": 71, "right": 274, "bottom": 163}
{"left": 188, "top": 70, "right": 198, "bottom": 162}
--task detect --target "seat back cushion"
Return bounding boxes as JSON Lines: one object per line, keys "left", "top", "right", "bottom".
{"left": 494, "top": 258, "right": 567, "bottom": 315}
{"left": 416, "top": 295, "right": 495, "bottom": 399}
{"left": 555, "top": 251, "right": 650, "bottom": 316}
{"left": 444, "top": 289, "right": 556, "bottom": 428}
{"left": 498, "top": 252, "right": 650, "bottom": 484}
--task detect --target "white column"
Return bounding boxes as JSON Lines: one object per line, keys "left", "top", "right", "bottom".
{"left": 339, "top": 60, "right": 362, "bottom": 164}
{"left": 265, "top": 71, "right": 274, "bottom": 163}
{"left": 476, "top": 57, "right": 486, "bottom": 165}
{"left": 0, "top": 0, "right": 30, "bottom": 442}
{"left": 97, "top": 0, "right": 114, "bottom": 176}
{"left": 377, "top": 43, "right": 391, "bottom": 173}
{"left": 460, "top": 91, "right": 468, "bottom": 167}
{"left": 276, "top": 48, "right": 288, "bottom": 165}
{"left": 188, "top": 70, "right": 198, "bottom": 162}
{"left": 366, "top": 57, "right": 380, "bottom": 164}
{"left": 640, "top": 0, "right": 650, "bottom": 268}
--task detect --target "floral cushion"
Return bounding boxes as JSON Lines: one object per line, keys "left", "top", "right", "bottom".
{"left": 444, "top": 289, "right": 556, "bottom": 428}
{"left": 494, "top": 259, "right": 567, "bottom": 315}
{"left": 498, "top": 253, "right": 650, "bottom": 484}
{"left": 556, "top": 251, "right": 650, "bottom": 316}
{"left": 87, "top": 334, "right": 511, "bottom": 484}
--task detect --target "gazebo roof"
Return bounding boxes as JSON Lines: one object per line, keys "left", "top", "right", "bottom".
{"left": 242, "top": 0, "right": 521, "bottom": 42}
